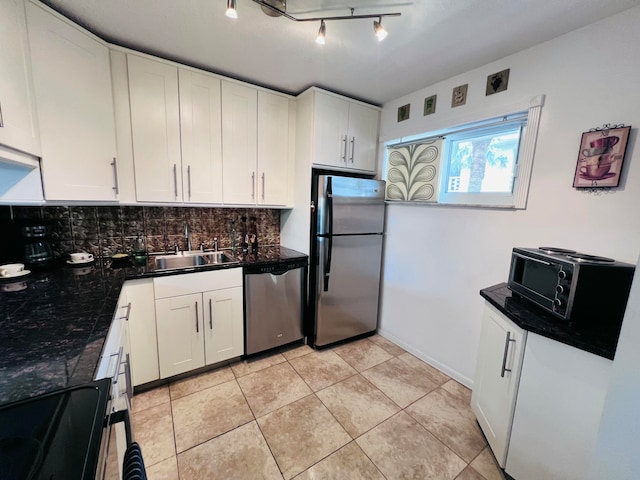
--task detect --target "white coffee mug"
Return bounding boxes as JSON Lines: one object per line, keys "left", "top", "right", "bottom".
{"left": 70, "top": 252, "right": 94, "bottom": 263}
{"left": 0, "top": 263, "right": 25, "bottom": 277}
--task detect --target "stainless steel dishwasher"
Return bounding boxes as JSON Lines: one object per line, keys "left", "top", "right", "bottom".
{"left": 244, "top": 258, "right": 307, "bottom": 355}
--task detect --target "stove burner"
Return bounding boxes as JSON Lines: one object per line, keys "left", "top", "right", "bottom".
{"left": 567, "top": 253, "right": 616, "bottom": 263}
{"left": 538, "top": 247, "right": 577, "bottom": 254}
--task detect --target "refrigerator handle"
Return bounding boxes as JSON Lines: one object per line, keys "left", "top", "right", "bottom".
{"left": 323, "top": 177, "right": 333, "bottom": 292}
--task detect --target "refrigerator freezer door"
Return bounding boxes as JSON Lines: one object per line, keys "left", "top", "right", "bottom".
{"left": 317, "top": 175, "right": 385, "bottom": 235}
{"left": 315, "top": 233, "right": 383, "bottom": 347}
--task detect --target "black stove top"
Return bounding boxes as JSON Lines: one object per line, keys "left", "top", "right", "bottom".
{"left": 0, "top": 379, "right": 110, "bottom": 480}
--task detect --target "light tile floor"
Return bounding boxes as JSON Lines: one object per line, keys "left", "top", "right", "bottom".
{"left": 131, "top": 335, "right": 505, "bottom": 480}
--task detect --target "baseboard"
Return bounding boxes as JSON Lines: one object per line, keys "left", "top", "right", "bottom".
{"left": 377, "top": 328, "right": 474, "bottom": 389}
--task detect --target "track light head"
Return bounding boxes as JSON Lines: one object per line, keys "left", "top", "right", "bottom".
{"left": 316, "top": 19, "right": 326, "bottom": 45}
{"left": 226, "top": 0, "right": 238, "bottom": 19}
{"left": 373, "top": 17, "right": 387, "bottom": 41}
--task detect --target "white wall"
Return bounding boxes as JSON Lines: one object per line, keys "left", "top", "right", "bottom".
{"left": 378, "top": 7, "right": 640, "bottom": 385}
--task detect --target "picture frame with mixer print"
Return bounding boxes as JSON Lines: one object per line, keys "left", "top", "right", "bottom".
{"left": 573, "top": 125, "right": 630, "bottom": 188}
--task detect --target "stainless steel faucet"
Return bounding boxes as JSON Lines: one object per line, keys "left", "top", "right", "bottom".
{"left": 213, "top": 237, "right": 219, "bottom": 252}
{"left": 184, "top": 223, "right": 192, "bottom": 251}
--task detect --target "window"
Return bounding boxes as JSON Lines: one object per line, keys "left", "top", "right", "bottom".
{"left": 384, "top": 95, "right": 544, "bottom": 209}
{"left": 438, "top": 119, "right": 526, "bottom": 206}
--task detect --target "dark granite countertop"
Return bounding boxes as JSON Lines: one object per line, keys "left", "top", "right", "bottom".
{"left": 0, "top": 246, "right": 307, "bottom": 406}
{"left": 480, "top": 283, "right": 619, "bottom": 360}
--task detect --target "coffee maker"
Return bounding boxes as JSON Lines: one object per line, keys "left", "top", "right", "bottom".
{"left": 21, "top": 221, "right": 54, "bottom": 267}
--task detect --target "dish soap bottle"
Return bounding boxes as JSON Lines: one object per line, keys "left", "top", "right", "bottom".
{"left": 134, "top": 233, "right": 146, "bottom": 264}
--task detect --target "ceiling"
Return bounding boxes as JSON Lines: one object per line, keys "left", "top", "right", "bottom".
{"left": 42, "top": 0, "right": 640, "bottom": 105}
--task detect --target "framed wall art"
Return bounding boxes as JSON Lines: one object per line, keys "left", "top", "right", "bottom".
{"left": 486, "top": 68, "right": 510, "bottom": 95}
{"left": 451, "top": 84, "right": 468, "bottom": 108}
{"left": 397, "top": 103, "right": 410, "bottom": 122}
{"left": 573, "top": 124, "right": 631, "bottom": 188}
{"left": 424, "top": 95, "right": 437, "bottom": 116}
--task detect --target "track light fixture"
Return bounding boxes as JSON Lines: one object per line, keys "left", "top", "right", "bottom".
{"left": 316, "top": 19, "right": 326, "bottom": 45}
{"left": 225, "top": 0, "right": 238, "bottom": 19}
{"left": 373, "top": 17, "right": 387, "bottom": 42}
{"left": 226, "top": 1, "right": 401, "bottom": 43}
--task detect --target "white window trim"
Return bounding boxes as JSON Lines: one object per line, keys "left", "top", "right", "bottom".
{"left": 384, "top": 94, "right": 545, "bottom": 209}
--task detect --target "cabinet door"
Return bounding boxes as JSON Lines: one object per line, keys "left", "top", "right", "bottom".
{"left": 312, "top": 91, "right": 349, "bottom": 169}
{"left": 257, "top": 91, "right": 290, "bottom": 206}
{"left": 221, "top": 81, "right": 257, "bottom": 204}
{"left": 156, "top": 293, "right": 204, "bottom": 378}
{"left": 0, "top": 0, "right": 40, "bottom": 156}
{"left": 128, "top": 54, "right": 182, "bottom": 202}
{"left": 347, "top": 103, "right": 379, "bottom": 172}
{"left": 471, "top": 303, "right": 526, "bottom": 467}
{"left": 505, "top": 333, "right": 612, "bottom": 480}
{"left": 26, "top": 2, "right": 117, "bottom": 201}
{"left": 179, "top": 69, "right": 223, "bottom": 204}
{"left": 203, "top": 286, "right": 244, "bottom": 364}
{"left": 125, "top": 279, "right": 159, "bottom": 387}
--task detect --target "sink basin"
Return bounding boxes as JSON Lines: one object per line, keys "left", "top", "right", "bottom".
{"left": 154, "top": 251, "right": 239, "bottom": 271}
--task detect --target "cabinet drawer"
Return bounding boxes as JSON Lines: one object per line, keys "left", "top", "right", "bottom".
{"left": 153, "top": 268, "right": 242, "bottom": 299}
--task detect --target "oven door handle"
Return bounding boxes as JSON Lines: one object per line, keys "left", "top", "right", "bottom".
{"left": 512, "top": 252, "right": 551, "bottom": 266}
{"left": 109, "top": 409, "right": 133, "bottom": 447}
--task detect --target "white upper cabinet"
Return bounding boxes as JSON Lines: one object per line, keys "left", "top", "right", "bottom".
{"left": 179, "top": 69, "right": 223, "bottom": 204}
{"left": 25, "top": 1, "right": 118, "bottom": 201}
{"left": 127, "top": 54, "right": 182, "bottom": 203}
{"left": 310, "top": 89, "right": 379, "bottom": 173}
{"left": 0, "top": 0, "right": 40, "bottom": 156}
{"left": 221, "top": 81, "right": 258, "bottom": 205}
{"left": 257, "top": 91, "right": 292, "bottom": 206}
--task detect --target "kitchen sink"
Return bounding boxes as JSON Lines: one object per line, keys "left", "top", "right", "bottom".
{"left": 154, "top": 251, "right": 239, "bottom": 271}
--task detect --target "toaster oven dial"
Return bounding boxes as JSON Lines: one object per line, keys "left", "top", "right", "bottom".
{"left": 558, "top": 269, "right": 569, "bottom": 280}
{"left": 553, "top": 298, "right": 564, "bottom": 308}
{"left": 556, "top": 285, "right": 566, "bottom": 295}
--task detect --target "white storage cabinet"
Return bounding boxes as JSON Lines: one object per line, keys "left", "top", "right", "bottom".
{"left": 471, "top": 302, "right": 527, "bottom": 467}
{"left": 153, "top": 269, "right": 244, "bottom": 378}
{"left": 123, "top": 279, "right": 160, "bottom": 387}
{"left": 505, "top": 333, "right": 612, "bottom": 480}
{"left": 25, "top": 1, "right": 118, "bottom": 201}
{"left": 0, "top": 0, "right": 40, "bottom": 156}
{"left": 306, "top": 88, "right": 379, "bottom": 173}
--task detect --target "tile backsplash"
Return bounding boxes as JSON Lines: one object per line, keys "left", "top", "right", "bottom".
{"left": 0, "top": 205, "right": 280, "bottom": 262}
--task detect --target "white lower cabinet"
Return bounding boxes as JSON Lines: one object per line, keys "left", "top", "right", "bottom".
{"left": 124, "top": 279, "right": 159, "bottom": 387}
{"left": 505, "top": 333, "right": 612, "bottom": 480}
{"left": 471, "top": 303, "right": 526, "bottom": 467}
{"left": 156, "top": 293, "right": 204, "bottom": 378}
{"left": 153, "top": 269, "right": 243, "bottom": 379}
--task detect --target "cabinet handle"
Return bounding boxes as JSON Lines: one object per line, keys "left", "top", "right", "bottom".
{"left": 500, "top": 331, "right": 516, "bottom": 377}
{"left": 251, "top": 172, "right": 255, "bottom": 199}
{"left": 187, "top": 165, "right": 192, "bottom": 198}
{"left": 0, "top": 100, "right": 4, "bottom": 128}
{"left": 121, "top": 302, "right": 132, "bottom": 321}
{"left": 111, "top": 158, "right": 119, "bottom": 194}
{"left": 341, "top": 135, "right": 348, "bottom": 163}
{"left": 195, "top": 301, "right": 199, "bottom": 333}
{"left": 349, "top": 137, "right": 355, "bottom": 163}
{"left": 261, "top": 172, "right": 265, "bottom": 201}
{"left": 173, "top": 164, "right": 178, "bottom": 198}
{"left": 209, "top": 298, "right": 213, "bottom": 330}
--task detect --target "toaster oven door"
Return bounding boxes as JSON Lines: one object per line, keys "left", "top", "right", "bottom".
{"left": 508, "top": 251, "right": 564, "bottom": 316}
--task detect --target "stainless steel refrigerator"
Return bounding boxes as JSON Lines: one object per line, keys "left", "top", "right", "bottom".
{"left": 310, "top": 174, "right": 385, "bottom": 348}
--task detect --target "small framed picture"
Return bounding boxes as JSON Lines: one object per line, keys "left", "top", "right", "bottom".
{"left": 486, "top": 69, "right": 510, "bottom": 95}
{"left": 451, "top": 84, "right": 468, "bottom": 108}
{"left": 424, "top": 95, "right": 437, "bottom": 116}
{"left": 397, "top": 104, "right": 410, "bottom": 122}
{"left": 572, "top": 125, "right": 631, "bottom": 188}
